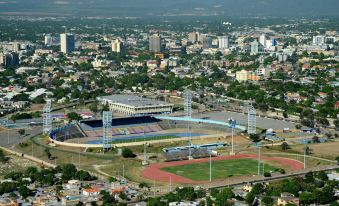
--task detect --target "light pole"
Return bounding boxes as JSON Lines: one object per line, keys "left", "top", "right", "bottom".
{"left": 256, "top": 142, "right": 261, "bottom": 176}
{"left": 303, "top": 138, "right": 308, "bottom": 169}
{"left": 209, "top": 152, "right": 212, "bottom": 182}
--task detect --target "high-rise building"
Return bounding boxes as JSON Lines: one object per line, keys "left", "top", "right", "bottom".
{"left": 198, "top": 34, "right": 207, "bottom": 44}
{"left": 259, "top": 34, "right": 267, "bottom": 47}
{"left": 60, "top": 33, "right": 75, "bottom": 54}
{"left": 45, "top": 34, "right": 53, "bottom": 46}
{"left": 12, "top": 42, "right": 21, "bottom": 52}
{"left": 202, "top": 37, "right": 212, "bottom": 49}
{"left": 0, "top": 52, "right": 19, "bottom": 67}
{"left": 149, "top": 34, "right": 161, "bottom": 52}
{"left": 312, "top": 35, "right": 325, "bottom": 45}
{"left": 218, "top": 36, "right": 229, "bottom": 49}
{"left": 111, "top": 39, "right": 122, "bottom": 53}
{"left": 188, "top": 32, "right": 198, "bottom": 44}
{"left": 250, "top": 40, "right": 259, "bottom": 55}
{"left": 149, "top": 34, "right": 162, "bottom": 52}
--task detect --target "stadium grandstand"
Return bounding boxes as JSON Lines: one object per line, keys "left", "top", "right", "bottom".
{"left": 97, "top": 94, "right": 173, "bottom": 116}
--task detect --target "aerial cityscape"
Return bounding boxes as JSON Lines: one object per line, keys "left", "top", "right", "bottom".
{"left": 0, "top": 0, "right": 338, "bottom": 206}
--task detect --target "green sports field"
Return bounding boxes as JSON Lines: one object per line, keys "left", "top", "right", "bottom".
{"left": 162, "top": 158, "right": 280, "bottom": 181}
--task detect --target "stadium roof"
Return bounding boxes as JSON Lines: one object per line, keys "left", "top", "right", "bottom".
{"left": 97, "top": 94, "right": 173, "bottom": 107}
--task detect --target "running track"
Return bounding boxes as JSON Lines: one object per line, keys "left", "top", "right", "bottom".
{"left": 142, "top": 154, "right": 304, "bottom": 184}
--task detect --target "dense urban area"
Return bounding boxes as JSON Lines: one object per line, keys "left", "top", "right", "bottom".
{"left": 0, "top": 13, "right": 338, "bottom": 206}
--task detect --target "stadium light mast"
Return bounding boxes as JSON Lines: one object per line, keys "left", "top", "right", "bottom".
{"left": 102, "top": 111, "right": 112, "bottom": 152}
{"left": 247, "top": 100, "right": 256, "bottom": 135}
{"left": 256, "top": 142, "right": 262, "bottom": 176}
{"left": 184, "top": 89, "right": 193, "bottom": 159}
{"left": 228, "top": 118, "right": 236, "bottom": 155}
{"left": 43, "top": 99, "right": 52, "bottom": 135}
{"left": 142, "top": 132, "right": 149, "bottom": 165}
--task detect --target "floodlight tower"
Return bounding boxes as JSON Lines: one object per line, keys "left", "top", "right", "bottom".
{"left": 142, "top": 132, "right": 149, "bottom": 165}
{"left": 102, "top": 111, "right": 112, "bottom": 151}
{"left": 43, "top": 99, "right": 52, "bottom": 134}
{"left": 255, "top": 142, "right": 262, "bottom": 176}
{"left": 247, "top": 100, "right": 256, "bottom": 135}
{"left": 228, "top": 118, "right": 236, "bottom": 155}
{"left": 184, "top": 90, "right": 193, "bottom": 159}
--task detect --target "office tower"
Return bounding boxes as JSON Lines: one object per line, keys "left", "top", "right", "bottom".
{"left": 149, "top": 34, "right": 162, "bottom": 52}
{"left": 60, "top": 33, "right": 75, "bottom": 54}
{"left": 111, "top": 39, "right": 122, "bottom": 53}
{"left": 202, "top": 37, "right": 212, "bottom": 49}
{"left": 199, "top": 34, "right": 207, "bottom": 44}
{"left": 45, "top": 34, "right": 53, "bottom": 46}
{"left": 312, "top": 35, "right": 325, "bottom": 45}
{"left": 218, "top": 36, "right": 229, "bottom": 49}
{"left": 0, "top": 52, "right": 19, "bottom": 67}
{"left": 188, "top": 32, "right": 198, "bottom": 43}
{"left": 259, "top": 34, "right": 267, "bottom": 47}
{"left": 12, "top": 42, "right": 20, "bottom": 52}
{"left": 250, "top": 40, "right": 259, "bottom": 55}
{"left": 325, "top": 36, "right": 337, "bottom": 43}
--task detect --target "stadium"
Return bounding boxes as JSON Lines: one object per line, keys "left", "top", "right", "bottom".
{"left": 48, "top": 115, "right": 244, "bottom": 149}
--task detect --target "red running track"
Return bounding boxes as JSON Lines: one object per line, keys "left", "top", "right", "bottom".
{"left": 142, "top": 154, "right": 304, "bottom": 184}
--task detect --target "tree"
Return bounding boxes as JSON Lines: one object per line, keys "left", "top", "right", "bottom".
{"left": 18, "top": 185, "right": 32, "bottom": 199}
{"left": 67, "top": 112, "right": 82, "bottom": 122}
{"left": 312, "top": 136, "right": 320, "bottom": 143}
{"left": 121, "top": 148, "right": 135, "bottom": 158}
{"left": 89, "top": 103, "right": 98, "bottom": 115}
{"left": 332, "top": 118, "right": 339, "bottom": 129}
{"left": 18, "top": 129, "right": 26, "bottom": 136}
{"left": 295, "top": 124, "right": 302, "bottom": 130}
{"left": 261, "top": 196, "right": 274, "bottom": 206}
{"left": 249, "top": 134, "right": 260, "bottom": 142}
{"left": 245, "top": 192, "right": 255, "bottom": 205}
{"left": 61, "top": 164, "right": 77, "bottom": 181}
{"left": 44, "top": 148, "right": 52, "bottom": 159}
{"left": 281, "top": 142, "right": 289, "bottom": 151}
{"left": 336, "top": 156, "right": 339, "bottom": 165}
{"left": 0, "top": 149, "right": 8, "bottom": 163}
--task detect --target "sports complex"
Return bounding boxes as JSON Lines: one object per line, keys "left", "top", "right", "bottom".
{"left": 47, "top": 114, "right": 305, "bottom": 185}
{"left": 26, "top": 93, "right": 334, "bottom": 186}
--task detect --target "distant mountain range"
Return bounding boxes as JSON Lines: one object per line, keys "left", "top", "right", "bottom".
{"left": 0, "top": 0, "right": 339, "bottom": 17}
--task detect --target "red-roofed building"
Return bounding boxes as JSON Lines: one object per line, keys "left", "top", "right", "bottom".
{"left": 335, "top": 101, "right": 339, "bottom": 110}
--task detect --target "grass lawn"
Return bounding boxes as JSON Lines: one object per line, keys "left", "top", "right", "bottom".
{"left": 162, "top": 158, "right": 280, "bottom": 181}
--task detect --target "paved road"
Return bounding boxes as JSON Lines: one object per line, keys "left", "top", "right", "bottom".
{"left": 0, "top": 126, "right": 42, "bottom": 147}
{"left": 194, "top": 111, "right": 296, "bottom": 130}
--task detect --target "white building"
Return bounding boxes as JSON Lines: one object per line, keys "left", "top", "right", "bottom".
{"left": 236, "top": 69, "right": 249, "bottom": 82}
{"left": 250, "top": 40, "right": 259, "bottom": 55}
{"left": 111, "top": 39, "right": 122, "bottom": 53}
{"left": 169, "top": 201, "right": 198, "bottom": 206}
{"left": 312, "top": 35, "right": 326, "bottom": 45}
{"left": 218, "top": 36, "right": 229, "bottom": 49}
{"left": 60, "top": 33, "right": 75, "bottom": 54}
{"left": 97, "top": 94, "right": 173, "bottom": 116}
{"left": 259, "top": 34, "right": 267, "bottom": 47}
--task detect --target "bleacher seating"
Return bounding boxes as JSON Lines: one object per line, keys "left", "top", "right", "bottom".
{"left": 164, "top": 148, "right": 212, "bottom": 162}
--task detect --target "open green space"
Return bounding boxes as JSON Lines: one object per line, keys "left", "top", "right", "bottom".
{"left": 162, "top": 158, "right": 280, "bottom": 181}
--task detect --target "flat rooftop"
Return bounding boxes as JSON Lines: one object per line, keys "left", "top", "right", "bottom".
{"left": 98, "top": 94, "right": 173, "bottom": 107}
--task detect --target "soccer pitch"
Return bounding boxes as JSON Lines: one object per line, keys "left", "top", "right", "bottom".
{"left": 162, "top": 158, "right": 279, "bottom": 181}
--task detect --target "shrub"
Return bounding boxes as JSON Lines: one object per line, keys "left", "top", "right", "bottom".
{"left": 121, "top": 148, "right": 135, "bottom": 158}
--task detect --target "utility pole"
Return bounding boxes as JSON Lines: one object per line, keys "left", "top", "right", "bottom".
{"left": 303, "top": 138, "right": 307, "bottom": 169}
{"left": 209, "top": 153, "right": 212, "bottom": 182}
{"left": 256, "top": 142, "right": 261, "bottom": 176}
{"left": 169, "top": 176, "right": 172, "bottom": 192}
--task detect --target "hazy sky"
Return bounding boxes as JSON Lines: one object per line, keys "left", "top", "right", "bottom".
{"left": 0, "top": 0, "right": 339, "bottom": 17}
